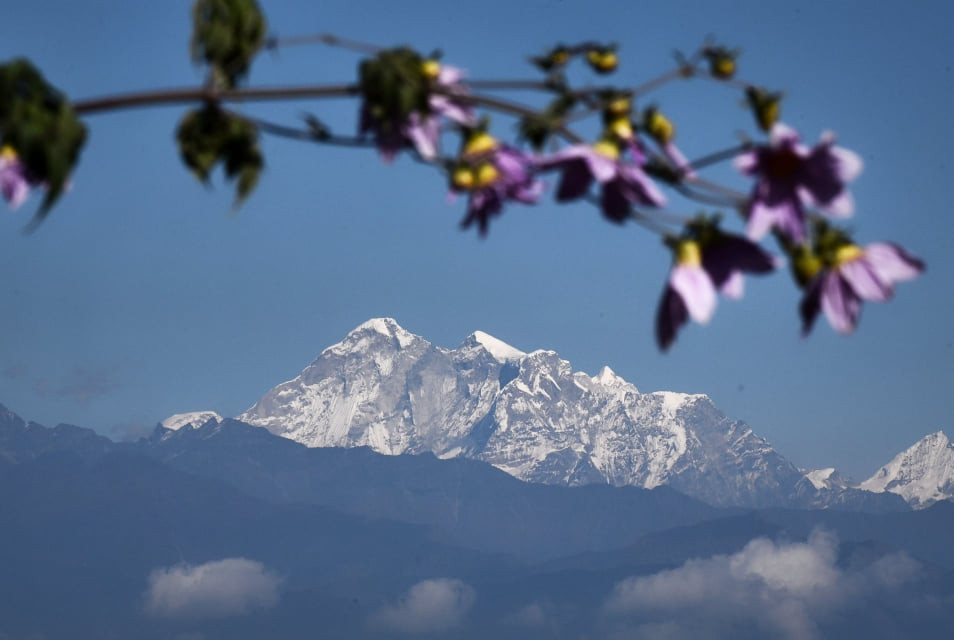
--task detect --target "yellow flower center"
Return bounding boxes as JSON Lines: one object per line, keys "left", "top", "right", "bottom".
{"left": 592, "top": 140, "right": 620, "bottom": 160}
{"left": 676, "top": 240, "right": 702, "bottom": 267}
{"left": 451, "top": 166, "right": 475, "bottom": 190}
{"left": 792, "top": 248, "right": 822, "bottom": 286}
{"left": 834, "top": 244, "right": 864, "bottom": 266}
{"left": 714, "top": 58, "right": 735, "bottom": 78}
{"left": 474, "top": 162, "right": 499, "bottom": 188}
{"left": 0, "top": 145, "right": 18, "bottom": 162}
{"left": 421, "top": 59, "right": 441, "bottom": 80}
{"left": 758, "top": 100, "right": 780, "bottom": 132}
{"left": 647, "top": 111, "right": 675, "bottom": 144}
{"left": 587, "top": 50, "right": 618, "bottom": 72}
{"left": 607, "top": 97, "right": 631, "bottom": 117}
{"left": 464, "top": 132, "right": 499, "bottom": 157}
{"left": 607, "top": 117, "right": 633, "bottom": 141}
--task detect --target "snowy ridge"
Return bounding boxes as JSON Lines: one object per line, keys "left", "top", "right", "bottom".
{"left": 860, "top": 431, "right": 954, "bottom": 508}
{"left": 804, "top": 468, "right": 840, "bottom": 490}
{"left": 161, "top": 411, "right": 223, "bottom": 431}
{"left": 470, "top": 330, "right": 525, "bottom": 362}
{"left": 232, "top": 318, "right": 868, "bottom": 508}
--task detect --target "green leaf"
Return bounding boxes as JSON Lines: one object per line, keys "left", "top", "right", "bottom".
{"left": 191, "top": 0, "right": 267, "bottom": 88}
{"left": 0, "top": 58, "right": 87, "bottom": 227}
{"left": 176, "top": 105, "right": 263, "bottom": 207}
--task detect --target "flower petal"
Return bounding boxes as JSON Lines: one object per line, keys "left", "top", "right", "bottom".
{"left": 719, "top": 271, "right": 745, "bottom": 299}
{"left": 656, "top": 285, "right": 689, "bottom": 351}
{"left": 798, "top": 140, "right": 860, "bottom": 215}
{"left": 769, "top": 123, "right": 801, "bottom": 147}
{"left": 863, "top": 242, "right": 925, "bottom": 284}
{"left": 553, "top": 158, "right": 594, "bottom": 201}
{"left": 670, "top": 264, "right": 717, "bottom": 324}
{"left": 799, "top": 276, "right": 823, "bottom": 336}
{"left": 663, "top": 141, "right": 697, "bottom": 179}
{"left": 820, "top": 271, "right": 863, "bottom": 334}
{"left": 617, "top": 164, "right": 666, "bottom": 207}
{"left": 703, "top": 234, "right": 777, "bottom": 290}
{"left": 734, "top": 149, "right": 760, "bottom": 175}
{"left": 838, "top": 258, "right": 892, "bottom": 302}
{"left": 403, "top": 113, "right": 439, "bottom": 159}
{"left": 600, "top": 180, "right": 630, "bottom": 222}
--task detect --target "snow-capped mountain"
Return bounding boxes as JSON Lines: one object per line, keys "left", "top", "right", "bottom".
{"left": 860, "top": 431, "right": 954, "bottom": 509}
{"left": 160, "top": 411, "right": 223, "bottom": 431}
{"left": 236, "top": 318, "right": 899, "bottom": 509}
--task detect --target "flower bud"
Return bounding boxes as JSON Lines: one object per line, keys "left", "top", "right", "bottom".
{"left": 746, "top": 86, "right": 782, "bottom": 132}
{"left": 586, "top": 47, "right": 618, "bottom": 74}
{"left": 644, "top": 108, "right": 675, "bottom": 145}
{"left": 704, "top": 47, "right": 737, "bottom": 79}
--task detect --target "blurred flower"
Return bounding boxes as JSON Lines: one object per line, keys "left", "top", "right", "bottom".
{"left": 425, "top": 63, "right": 476, "bottom": 128}
{"left": 736, "top": 124, "right": 862, "bottom": 243}
{"left": 359, "top": 55, "right": 474, "bottom": 162}
{"left": 0, "top": 146, "right": 30, "bottom": 209}
{"left": 450, "top": 132, "right": 542, "bottom": 235}
{"left": 657, "top": 224, "right": 776, "bottom": 350}
{"left": 537, "top": 140, "right": 665, "bottom": 223}
{"left": 800, "top": 242, "right": 924, "bottom": 335}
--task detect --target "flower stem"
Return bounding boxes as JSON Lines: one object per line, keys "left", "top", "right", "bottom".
{"left": 688, "top": 143, "right": 752, "bottom": 170}
{"left": 72, "top": 84, "right": 360, "bottom": 115}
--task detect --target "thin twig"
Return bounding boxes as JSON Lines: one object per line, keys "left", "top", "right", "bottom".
{"left": 73, "top": 84, "right": 360, "bottom": 115}
{"left": 684, "top": 175, "right": 748, "bottom": 204}
{"left": 687, "top": 142, "right": 751, "bottom": 170}
{"left": 672, "top": 183, "right": 743, "bottom": 208}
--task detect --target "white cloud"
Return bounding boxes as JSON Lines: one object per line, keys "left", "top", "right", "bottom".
{"left": 370, "top": 578, "right": 475, "bottom": 634}
{"left": 144, "top": 558, "right": 282, "bottom": 619}
{"left": 604, "top": 529, "right": 921, "bottom": 640}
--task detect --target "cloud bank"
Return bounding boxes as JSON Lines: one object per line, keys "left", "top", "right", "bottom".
{"left": 604, "top": 529, "right": 921, "bottom": 640}
{"left": 371, "top": 578, "right": 475, "bottom": 634}
{"left": 144, "top": 558, "right": 281, "bottom": 619}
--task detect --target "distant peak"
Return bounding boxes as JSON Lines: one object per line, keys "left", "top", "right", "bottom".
{"left": 804, "top": 467, "right": 838, "bottom": 490}
{"left": 593, "top": 366, "right": 625, "bottom": 387}
{"left": 161, "top": 411, "right": 223, "bottom": 431}
{"left": 469, "top": 330, "right": 526, "bottom": 362}
{"left": 347, "top": 318, "right": 418, "bottom": 349}
{"left": 353, "top": 317, "right": 405, "bottom": 335}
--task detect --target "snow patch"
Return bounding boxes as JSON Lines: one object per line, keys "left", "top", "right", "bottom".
{"left": 805, "top": 467, "right": 837, "bottom": 490}
{"left": 354, "top": 317, "right": 416, "bottom": 348}
{"left": 471, "top": 330, "right": 526, "bottom": 361}
{"left": 161, "top": 411, "right": 223, "bottom": 431}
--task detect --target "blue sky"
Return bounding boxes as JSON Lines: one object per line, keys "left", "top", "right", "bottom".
{"left": 2, "top": 0, "right": 952, "bottom": 479}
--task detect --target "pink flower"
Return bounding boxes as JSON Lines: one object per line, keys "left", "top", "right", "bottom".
{"left": 736, "top": 124, "right": 862, "bottom": 243}
{"left": 537, "top": 140, "right": 665, "bottom": 223}
{"left": 0, "top": 146, "right": 30, "bottom": 209}
{"left": 800, "top": 242, "right": 924, "bottom": 335}
{"left": 657, "top": 228, "right": 776, "bottom": 350}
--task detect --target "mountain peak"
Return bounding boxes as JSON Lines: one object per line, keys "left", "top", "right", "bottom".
{"left": 468, "top": 330, "right": 525, "bottom": 362}
{"left": 353, "top": 317, "right": 404, "bottom": 335}
{"left": 860, "top": 430, "right": 954, "bottom": 508}
{"left": 161, "top": 411, "right": 224, "bottom": 431}
{"left": 592, "top": 365, "right": 629, "bottom": 388}
{"left": 326, "top": 318, "right": 422, "bottom": 355}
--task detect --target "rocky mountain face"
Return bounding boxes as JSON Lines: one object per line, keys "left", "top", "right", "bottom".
{"left": 237, "top": 318, "right": 903, "bottom": 510}
{"left": 860, "top": 431, "right": 954, "bottom": 508}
